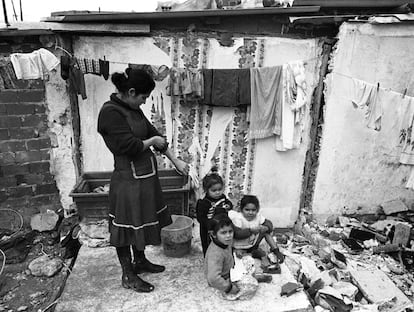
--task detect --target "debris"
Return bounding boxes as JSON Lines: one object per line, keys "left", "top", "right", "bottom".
{"left": 315, "top": 286, "right": 353, "bottom": 312}
{"left": 331, "top": 249, "right": 347, "bottom": 269}
{"left": 28, "top": 255, "right": 63, "bottom": 277}
{"left": 332, "top": 281, "right": 359, "bottom": 300}
{"left": 281, "top": 282, "right": 302, "bottom": 296}
{"left": 363, "top": 239, "right": 379, "bottom": 249}
{"left": 30, "top": 211, "right": 59, "bottom": 232}
{"left": 349, "top": 269, "right": 411, "bottom": 306}
{"left": 16, "top": 306, "right": 27, "bottom": 311}
{"left": 349, "top": 228, "right": 376, "bottom": 242}
{"left": 342, "top": 238, "right": 364, "bottom": 251}
{"left": 372, "top": 244, "right": 401, "bottom": 254}
{"left": 392, "top": 223, "right": 411, "bottom": 246}
{"left": 381, "top": 199, "right": 409, "bottom": 215}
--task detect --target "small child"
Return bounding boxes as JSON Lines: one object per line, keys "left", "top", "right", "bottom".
{"left": 228, "top": 195, "right": 284, "bottom": 273}
{"left": 196, "top": 167, "right": 233, "bottom": 255}
{"left": 204, "top": 214, "right": 239, "bottom": 296}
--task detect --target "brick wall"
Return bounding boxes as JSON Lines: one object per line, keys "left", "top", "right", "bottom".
{"left": 0, "top": 85, "right": 61, "bottom": 223}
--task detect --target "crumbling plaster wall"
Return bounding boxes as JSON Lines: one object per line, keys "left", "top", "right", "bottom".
{"left": 312, "top": 23, "right": 414, "bottom": 222}
{"left": 45, "top": 62, "right": 77, "bottom": 212}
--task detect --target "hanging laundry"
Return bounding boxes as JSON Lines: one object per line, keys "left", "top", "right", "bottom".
{"left": 166, "top": 67, "right": 203, "bottom": 100}
{"left": 351, "top": 78, "right": 382, "bottom": 131}
{"left": 203, "top": 68, "right": 250, "bottom": 107}
{"left": 99, "top": 59, "right": 110, "bottom": 80}
{"left": 249, "top": 66, "right": 283, "bottom": 139}
{"left": 76, "top": 58, "right": 100, "bottom": 76}
{"left": 61, "top": 56, "right": 87, "bottom": 100}
{"left": 128, "top": 64, "right": 170, "bottom": 81}
{"left": 275, "top": 63, "right": 303, "bottom": 151}
{"left": 286, "top": 61, "right": 307, "bottom": 125}
{"left": 10, "top": 48, "right": 59, "bottom": 80}
{"left": 397, "top": 95, "right": 414, "bottom": 165}
{"left": 0, "top": 57, "right": 18, "bottom": 89}
{"left": 405, "top": 167, "right": 414, "bottom": 190}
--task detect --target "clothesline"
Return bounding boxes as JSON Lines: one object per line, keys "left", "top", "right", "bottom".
{"left": 332, "top": 71, "right": 411, "bottom": 99}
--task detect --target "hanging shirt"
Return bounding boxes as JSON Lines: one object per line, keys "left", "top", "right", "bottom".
{"left": 351, "top": 78, "right": 382, "bottom": 131}
{"left": 398, "top": 95, "right": 414, "bottom": 165}
{"left": 10, "top": 48, "right": 59, "bottom": 80}
{"left": 249, "top": 66, "right": 283, "bottom": 139}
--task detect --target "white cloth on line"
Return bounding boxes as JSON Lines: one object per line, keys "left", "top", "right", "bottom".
{"left": 398, "top": 95, "right": 414, "bottom": 165}
{"left": 10, "top": 48, "right": 59, "bottom": 80}
{"left": 405, "top": 166, "right": 414, "bottom": 190}
{"left": 351, "top": 78, "right": 382, "bottom": 131}
{"left": 201, "top": 106, "right": 233, "bottom": 177}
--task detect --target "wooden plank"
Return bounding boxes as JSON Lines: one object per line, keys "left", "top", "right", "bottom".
{"left": 0, "top": 22, "right": 149, "bottom": 37}
{"left": 350, "top": 269, "right": 411, "bottom": 307}
{"left": 392, "top": 223, "right": 411, "bottom": 246}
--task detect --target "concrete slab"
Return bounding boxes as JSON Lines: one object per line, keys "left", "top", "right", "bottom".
{"left": 55, "top": 242, "right": 311, "bottom": 312}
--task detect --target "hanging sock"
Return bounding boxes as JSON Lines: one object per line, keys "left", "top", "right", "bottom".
{"left": 60, "top": 55, "right": 71, "bottom": 80}
{"left": 99, "top": 59, "right": 110, "bottom": 80}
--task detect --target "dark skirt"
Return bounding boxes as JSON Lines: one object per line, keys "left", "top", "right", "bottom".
{"left": 108, "top": 170, "right": 172, "bottom": 249}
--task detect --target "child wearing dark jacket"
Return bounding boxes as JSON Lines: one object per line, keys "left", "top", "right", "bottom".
{"left": 196, "top": 167, "right": 233, "bottom": 256}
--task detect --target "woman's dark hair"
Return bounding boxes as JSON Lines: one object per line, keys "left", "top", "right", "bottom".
{"left": 202, "top": 166, "right": 224, "bottom": 192}
{"left": 111, "top": 68, "right": 155, "bottom": 95}
{"left": 208, "top": 213, "right": 233, "bottom": 235}
{"left": 240, "top": 195, "right": 260, "bottom": 211}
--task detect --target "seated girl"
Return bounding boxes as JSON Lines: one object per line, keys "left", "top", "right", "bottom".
{"left": 228, "top": 195, "right": 284, "bottom": 273}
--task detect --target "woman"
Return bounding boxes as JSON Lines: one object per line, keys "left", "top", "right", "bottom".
{"left": 97, "top": 68, "right": 189, "bottom": 292}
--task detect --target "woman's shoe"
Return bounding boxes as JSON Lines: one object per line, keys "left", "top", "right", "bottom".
{"left": 122, "top": 273, "right": 154, "bottom": 292}
{"left": 133, "top": 258, "right": 165, "bottom": 274}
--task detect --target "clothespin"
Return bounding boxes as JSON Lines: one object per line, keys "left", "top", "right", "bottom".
{"left": 103, "top": 55, "right": 106, "bottom": 61}
{"left": 403, "top": 88, "right": 408, "bottom": 98}
{"left": 377, "top": 82, "right": 380, "bottom": 91}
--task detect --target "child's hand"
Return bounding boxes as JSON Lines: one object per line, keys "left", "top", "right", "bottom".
{"left": 259, "top": 225, "right": 269, "bottom": 234}
{"left": 228, "top": 283, "right": 240, "bottom": 295}
{"left": 249, "top": 226, "right": 260, "bottom": 234}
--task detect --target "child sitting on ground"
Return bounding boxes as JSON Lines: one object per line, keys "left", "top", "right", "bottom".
{"left": 196, "top": 167, "right": 233, "bottom": 256}
{"left": 204, "top": 214, "right": 240, "bottom": 296}
{"left": 228, "top": 195, "right": 285, "bottom": 273}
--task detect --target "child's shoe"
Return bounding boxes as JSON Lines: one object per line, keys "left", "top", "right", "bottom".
{"left": 253, "top": 273, "right": 273, "bottom": 283}
{"left": 262, "top": 262, "right": 281, "bottom": 274}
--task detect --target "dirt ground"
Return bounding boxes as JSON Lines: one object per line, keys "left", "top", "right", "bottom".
{"left": 0, "top": 231, "right": 76, "bottom": 312}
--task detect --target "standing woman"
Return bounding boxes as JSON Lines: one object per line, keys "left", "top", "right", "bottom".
{"left": 97, "top": 68, "right": 189, "bottom": 292}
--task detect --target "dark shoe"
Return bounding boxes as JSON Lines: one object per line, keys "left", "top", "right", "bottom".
{"left": 254, "top": 273, "right": 272, "bottom": 283}
{"left": 122, "top": 273, "right": 154, "bottom": 292}
{"left": 262, "top": 263, "right": 281, "bottom": 274}
{"left": 251, "top": 248, "right": 266, "bottom": 259}
{"left": 133, "top": 258, "right": 165, "bottom": 274}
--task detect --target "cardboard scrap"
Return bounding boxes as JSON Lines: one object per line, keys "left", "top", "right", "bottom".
{"left": 349, "top": 269, "right": 411, "bottom": 306}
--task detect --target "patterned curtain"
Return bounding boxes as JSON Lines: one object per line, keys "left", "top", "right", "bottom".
{"left": 150, "top": 35, "right": 264, "bottom": 208}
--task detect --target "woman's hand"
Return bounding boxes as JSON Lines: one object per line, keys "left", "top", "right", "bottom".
{"left": 173, "top": 158, "right": 189, "bottom": 175}
{"left": 259, "top": 225, "right": 269, "bottom": 234}
{"left": 151, "top": 136, "right": 167, "bottom": 150}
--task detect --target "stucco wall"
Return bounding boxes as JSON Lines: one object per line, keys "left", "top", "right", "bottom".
{"left": 312, "top": 23, "right": 414, "bottom": 222}
{"left": 73, "top": 35, "right": 321, "bottom": 227}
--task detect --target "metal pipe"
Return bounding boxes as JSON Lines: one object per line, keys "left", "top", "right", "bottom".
{"left": 2, "top": 0, "right": 9, "bottom": 26}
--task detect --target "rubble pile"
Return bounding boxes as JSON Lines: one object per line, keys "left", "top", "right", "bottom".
{"left": 281, "top": 200, "right": 414, "bottom": 311}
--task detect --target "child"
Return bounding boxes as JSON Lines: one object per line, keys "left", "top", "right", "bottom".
{"left": 204, "top": 214, "right": 239, "bottom": 296}
{"left": 196, "top": 167, "right": 233, "bottom": 255}
{"left": 228, "top": 195, "right": 285, "bottom": 273}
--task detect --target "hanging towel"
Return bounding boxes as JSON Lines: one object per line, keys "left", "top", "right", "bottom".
{"left": 99, "top": 59, "right": 110, "bottom": 80}
{"left": 406, "top": 166, "right": 414, "bottom": 190}
{"left": 203, "top": 69, "right": 250, "bottom": 107}
{"left": 69, "top": 63, "right": 87, "bottom": 100}
{"left": 398, "top": 95, "right": 414, "bottom": 165}
{"left": 351, "top": 78, "right": 382, "bottom": 131}
{"left": 249, "top": 66, "right": 283, "bottom": 139}
{"left": 10, "top": 48, "right": 59, "bottom": 80}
